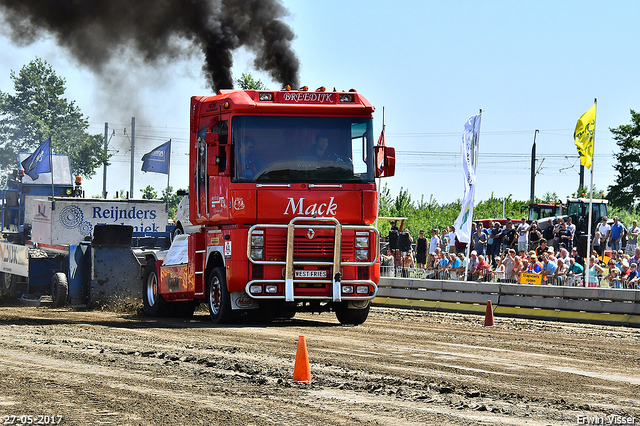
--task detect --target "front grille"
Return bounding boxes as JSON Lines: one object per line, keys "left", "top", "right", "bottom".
{"left": 251, "top": 263, "right": 263, "bottom": 279}
{"left": 294, "top": 236, "right": 334, "bottom": 256}
{"left": 264, "top": 230, "right": 355, "bottom": 260}
{"left": 245, "top": 218, "right": 379, "bottom": 303}
{"left": 357, "top": 266, "right": 369, "bottom": 280}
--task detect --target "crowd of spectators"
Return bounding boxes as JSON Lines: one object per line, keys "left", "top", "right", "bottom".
{"left": 380, "top": 216, "right": 640, "bottom": 289}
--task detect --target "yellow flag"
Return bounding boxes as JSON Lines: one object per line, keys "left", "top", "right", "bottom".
{"left": 574, "top": 102, "right": 596, "bottom": 169}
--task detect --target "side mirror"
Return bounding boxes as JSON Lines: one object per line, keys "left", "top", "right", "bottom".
{"left": 374, "top": 145, "right": 395, "bottom": 178}
{"left": 206, "top": 133, "right": 229, "bottom": 175}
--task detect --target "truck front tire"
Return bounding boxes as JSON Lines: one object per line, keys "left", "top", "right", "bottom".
{"left": 51, "top": 272, "right": 68, "bottom": 308}
{"left": 208, "top": 267, "right": 232, "bottom": 324}
{"left": 334, "top": 301, "right": 371, "bottom": 325}
{"left": 171, "top": 223, "right": 184, "bottom": 242}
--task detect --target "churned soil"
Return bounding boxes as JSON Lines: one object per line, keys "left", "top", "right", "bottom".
{"left": 0, "top": 303, "right": 638, "bottom": 425}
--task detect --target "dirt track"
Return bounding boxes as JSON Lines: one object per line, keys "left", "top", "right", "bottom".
{"left": 0, "top": 304, "right": 638, "bottom": 426}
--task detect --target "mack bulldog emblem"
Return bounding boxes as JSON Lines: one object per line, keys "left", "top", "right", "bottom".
{"left": 233, "top": 198, "right": 245, "bottom": 210}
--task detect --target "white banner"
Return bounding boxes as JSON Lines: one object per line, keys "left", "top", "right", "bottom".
{"left": 454, "top": 113, "right": 482, "bottom": 243}
{"left": 31, "top": 198, "right": 169, "bottom": 247}
{"left": 454, "top": 186, "right": 475, "bottom": 244}
{"left": 0, "top": 241, "right": 29, "bottom": 277}
{"left": 461, "top": 113, "right": 481, "bottom": 193}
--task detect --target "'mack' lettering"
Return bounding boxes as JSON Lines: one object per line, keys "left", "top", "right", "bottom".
{"left": 284, "top": 197, "right": 337, "bottom": 216}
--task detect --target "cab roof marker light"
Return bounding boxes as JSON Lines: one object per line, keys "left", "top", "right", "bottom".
{"left": 282, "top": 85, "right": 292, "bottom": 91}
{"left": 299, "top": 86, "right": 308, "bottom": 91}
{"left": 316, "top": 86, "right": 326, "bottom": 92}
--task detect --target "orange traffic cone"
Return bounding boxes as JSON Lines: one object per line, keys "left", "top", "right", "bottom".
{"left": 293, "top": 335, "right": 312, "bottom": 383}
{"left": 484, "top": 300, "right": 495, "bottom": 327}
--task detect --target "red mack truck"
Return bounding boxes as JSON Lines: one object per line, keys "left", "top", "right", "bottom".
{"left": 142, "top": 88, "right": 395, "bottom": 325}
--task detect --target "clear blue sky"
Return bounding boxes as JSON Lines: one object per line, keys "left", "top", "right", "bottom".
{"left": 1, "top": 0, "right": 638, "bottom": 205}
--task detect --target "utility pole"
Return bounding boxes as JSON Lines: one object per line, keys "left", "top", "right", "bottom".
{"left": 130, "top": 117, "right": 135, "bottom": 198}
{"left": 103, "top": 122, "right": 108, "bottom": 198}
{"left": 530, "top": 129, "right": 539, "bottom": 203}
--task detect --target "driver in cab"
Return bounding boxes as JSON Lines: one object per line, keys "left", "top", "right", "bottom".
{"left": 307, "top": 133, "right": 335, "bottom": 160}
{"left": 237, "top": 136, "right": 264, "bottom": 179}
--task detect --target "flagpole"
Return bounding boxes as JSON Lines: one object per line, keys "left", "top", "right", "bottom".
{"left": 50, "top": 136, "right": 55, "bottom": 211}
{"left": 376, "top": 108, "right": 385, "bottom": 229}
{"left": 166, "top": 139, "right": 171, "bottom": 212}
{"left": 586, "top": 98, "right": 597, "bottom": 260}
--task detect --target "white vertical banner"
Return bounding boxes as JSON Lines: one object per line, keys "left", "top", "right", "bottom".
{"left": 454, "top": 113, "right": 482, "bottom": 243}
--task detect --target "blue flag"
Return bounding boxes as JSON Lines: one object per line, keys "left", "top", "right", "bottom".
{"left": 141, "top": 140, "right": 171, "bottom": 174}
{"left": 21, "top": 138, "right": 51, "bottom": 180}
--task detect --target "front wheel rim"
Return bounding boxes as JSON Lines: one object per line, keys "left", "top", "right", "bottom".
{"left": 146, "top": 272, "right": 158, "bottom": 307}
{"left": 209, "top": 276, "right": 221, "bottom": 315}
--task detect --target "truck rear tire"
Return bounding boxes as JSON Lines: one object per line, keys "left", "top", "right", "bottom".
{"left": 334, "top": 301, "right": 370, "bottom": 325}
{"left": 142, "top": 261, "right": 169, "bottom": 316}
{"left": 51, "top": 273, "right": 69, "bottom": 308}
{"left": 1, "top": 273, "right": 17, "bottom": 297}
{"left": 207, "top": 267, "right": 232, "bottom": 324}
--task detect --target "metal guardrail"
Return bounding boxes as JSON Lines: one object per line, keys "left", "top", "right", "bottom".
{"left": 374, "top": 277, "right": 640, "bottom": 326}
{"left": 380, "top": 266, "right": 587, "bottom": 286}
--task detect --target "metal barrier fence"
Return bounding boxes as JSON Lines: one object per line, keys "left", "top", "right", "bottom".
{"left": 380, "top": 266, "right": 588, "bottom": 287}
{"left": 374, "top": 276, "right": 640, "bottom": 326}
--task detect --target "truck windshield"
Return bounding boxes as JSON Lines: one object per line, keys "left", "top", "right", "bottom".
{"left": 231, "top": 116, "right": 375, "bottom": 183}
{"left": 529, "top": 205, "right": 558, "bottom": 221}
{"left": 567, "top": 201, "right": 607, "bottom": 222}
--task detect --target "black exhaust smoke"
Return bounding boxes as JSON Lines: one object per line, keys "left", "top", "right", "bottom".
{"left": 0, "top": 0, "right": 300, "bottom": 91}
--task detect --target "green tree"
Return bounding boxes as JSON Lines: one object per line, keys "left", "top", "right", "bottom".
{"left": 376, "top": 187, "right": 529, "bottom": 242}
{"left": 235, "top": 72, "right": 267, "bottom": 90}
{"left": 140, "top": 185, "right": 158, "bottom": 200}
{"left": 0, "top": 57, "right": 109, "bottom": 177}
{"left": 571, "top": 185, "right": 606, "bottom": 199}
{"left": 538, "top": 191, "right": 560, "bottom": 204}
{"left": 161, "top": 186, "right": 184, "bottom": 218}
{"left": 608, "top": 110, "right": 640, "bottom": 209}
{"left": 474, "top": 193, "right": 528, "bottom": 222}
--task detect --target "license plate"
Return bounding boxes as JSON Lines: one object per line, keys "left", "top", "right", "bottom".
{"left": 295, "top": 270, "right": 327, "bottom": 278}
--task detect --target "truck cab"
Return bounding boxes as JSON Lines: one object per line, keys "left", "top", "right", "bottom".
{"left": 1, "top": 154, "right": 75, "bottom": 243}
{"left": 528, "top": 202, "right": 563, "bottom": 222}
{"left": 565, "top": 198, "right": 609, "bottom": 235}
{"left": 143, "top": 88, "right": 395, "bottom": 325}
